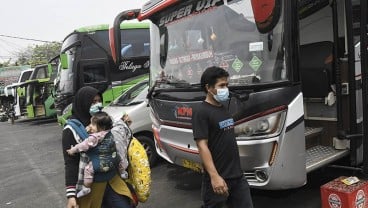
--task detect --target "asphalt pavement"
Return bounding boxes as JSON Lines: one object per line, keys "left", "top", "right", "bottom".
{"left": 0, "top": 119, "right": 361, "bottom": 208}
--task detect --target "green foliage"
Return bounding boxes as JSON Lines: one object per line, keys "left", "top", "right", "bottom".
{"left": 15, "top": 42, "right": 62, "bottom": 67}
{"left": 0, "top": 59, "right": 11, "bottom": 68}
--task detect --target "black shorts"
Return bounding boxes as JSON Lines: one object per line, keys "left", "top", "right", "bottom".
{"left": 201, "top": 175, "right": 253, "bottom": 208}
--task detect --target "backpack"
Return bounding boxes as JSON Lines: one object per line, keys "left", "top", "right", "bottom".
{"left": 65, "top": 119, "right": 118, "bottom": 181}
{"left": 125, "top": 137, "right": 151, "bottom": 203}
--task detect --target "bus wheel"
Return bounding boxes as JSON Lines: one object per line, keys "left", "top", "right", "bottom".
{"left": 136, "top": 135, "right": 159, "bottom": 167}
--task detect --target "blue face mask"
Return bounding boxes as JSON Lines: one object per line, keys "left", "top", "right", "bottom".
{"left": 89, "top": 102, "right": 103, "bottom": 115}
{"left": 214, "top": 87, "right": 229, "bottom": 102}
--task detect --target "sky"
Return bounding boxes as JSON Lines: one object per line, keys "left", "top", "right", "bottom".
{"left": 0, "top": 0, "right": 146, "bottom": 63}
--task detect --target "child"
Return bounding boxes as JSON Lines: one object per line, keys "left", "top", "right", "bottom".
{"left": 66, "top": 112, "right": 129, "bottom": 198}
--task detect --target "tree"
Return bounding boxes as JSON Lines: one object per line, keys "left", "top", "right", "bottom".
{"left": 15, "top": 42, "right": 61, "bottom": 67}
{"left": 0, "top": 59, "right": 11, "bottom": 68}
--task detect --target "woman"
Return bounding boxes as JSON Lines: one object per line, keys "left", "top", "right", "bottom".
{"left": 62, "top": 86, "right": 134, "bottom": 208}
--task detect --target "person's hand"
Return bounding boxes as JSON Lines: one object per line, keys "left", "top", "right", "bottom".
{"left": 67, "top": 197, "right": 79, "bottom": 208}
{"left": 210, "top": 174, "right": 229, "bottom": 197}
{"left": 86, "top": 125, "right": 92, "bottom": 133}
{"left": 121, "top": 114, "right": 132, "bottom": 126}
{"left": 66, "top": 148, "right": 74, "bottom": 156}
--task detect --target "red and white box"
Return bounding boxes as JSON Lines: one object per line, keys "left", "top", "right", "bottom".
{"left": 321, "top": 176, "right": 368, "bottom": 208}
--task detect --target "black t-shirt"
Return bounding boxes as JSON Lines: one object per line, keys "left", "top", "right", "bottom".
{"left": 192, "top": 101, "right": 242, "bottom": 179}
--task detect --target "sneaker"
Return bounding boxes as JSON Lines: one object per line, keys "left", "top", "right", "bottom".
{"left": 77, "top": 187, "right": 91, "bottom": 198}
{"left": 120, "top": 171, "right": 129, "bottom": 179}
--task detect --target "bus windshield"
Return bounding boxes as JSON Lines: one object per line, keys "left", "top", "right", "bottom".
{"left": 56, "top": 33, "right": 78, "bottom": 95}
{"left": 150, "top": 0, "right": 286, "bottom": 89}
{"left": 20, "top": 71, "right": 32, "bottom": 82}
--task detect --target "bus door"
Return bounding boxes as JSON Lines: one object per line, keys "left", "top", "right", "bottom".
{"left": 342, "top": 0, "right": 368, "bottom": 170}
{"left": 26, "top": 64, "right": 57, "bottom": 118}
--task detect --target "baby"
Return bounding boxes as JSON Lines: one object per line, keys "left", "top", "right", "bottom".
{"left": 67, "top": 112, "right": 129, "bottom": 198}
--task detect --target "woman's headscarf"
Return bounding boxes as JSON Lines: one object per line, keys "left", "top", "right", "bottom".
{"left": 70, "top": 86, "right": 100, "bottom": 126}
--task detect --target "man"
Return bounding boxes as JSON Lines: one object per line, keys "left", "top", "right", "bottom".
{"left": 192, "top": 66, "right": 253, "bottom": 208}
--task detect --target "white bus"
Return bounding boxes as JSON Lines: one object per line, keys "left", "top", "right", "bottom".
{"left": 110, "top": 0, "right": 368, "bottom": 189}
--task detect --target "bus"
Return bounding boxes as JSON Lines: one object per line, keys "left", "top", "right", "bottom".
{"left": 110, "top": 0, "right": 368, "bottom": 189}
{"left": 54, "top": 21, "right": 150, "bottom": 125}
{"left": 0, "top": 65, "right": 31, "bottom": 112}
{"left": 22, "top": 63, "right": 58, "bottom": 119}
{"left": 4, "top": 67, "right": 33, "bottom": 118}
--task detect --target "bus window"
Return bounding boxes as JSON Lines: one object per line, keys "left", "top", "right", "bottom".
{"left": 35, "top": 67, "right": 47, "bottom": 79}
{"left": 121, "top": 42, "right": 150, "bottom": 57}
{"left": 120, "top": 28, "right": 150, "bottom": 59}
{"left": 298, "top": 0, "right": 329, "bottom": 20}
{"left": 20, "top": 71, "right": 32, "bottom": 82}
{"left": 83, "top": 64, "right": 107, "bottom": 83}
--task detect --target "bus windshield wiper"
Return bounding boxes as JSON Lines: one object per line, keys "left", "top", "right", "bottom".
{"left": 229, "top": 74, "right": 261, "bottom": 85}
{"left": 147, "top": 79, "right": 201, "bottom": 99}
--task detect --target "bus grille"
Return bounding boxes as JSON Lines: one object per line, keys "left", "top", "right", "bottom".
{"left": 243, "top": 172, "right": 257, "bottom": 182}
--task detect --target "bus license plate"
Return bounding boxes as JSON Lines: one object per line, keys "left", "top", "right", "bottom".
{"left": 182, "top": 159, "right": 202, "bottom": 172}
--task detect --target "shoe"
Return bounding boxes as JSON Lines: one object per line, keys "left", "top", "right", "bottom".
{"left": 120, "top": 171, "right": 129, "bottom": 179}
{"left": 77, "top": 187, "right": 91, "bottom": 198}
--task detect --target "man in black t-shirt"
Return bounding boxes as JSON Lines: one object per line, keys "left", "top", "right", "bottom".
{"left": 192, "top": 66, "right": 253, "bottom": 208}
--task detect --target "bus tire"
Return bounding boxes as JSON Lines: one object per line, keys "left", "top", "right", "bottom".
{"left": 135, "top": 135, "right": 159, "bottom": 167}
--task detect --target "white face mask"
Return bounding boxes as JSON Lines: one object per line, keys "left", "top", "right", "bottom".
{"left": 89, "top": 102, "right": 103, "bottom": 115}
{"left": 213, "top": 87, "right": 229, "bottom": 102}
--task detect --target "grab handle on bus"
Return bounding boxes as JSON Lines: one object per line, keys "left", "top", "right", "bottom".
{"left": 337, "top": 130, "right": 362, "bottom": 140}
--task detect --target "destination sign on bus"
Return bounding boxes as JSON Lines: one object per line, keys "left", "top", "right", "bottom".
{"left": 159, "top": 0, "right": 223, "bottom": 26}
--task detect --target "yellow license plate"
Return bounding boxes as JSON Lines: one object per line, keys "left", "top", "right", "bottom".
{"left": 182, "top": 159, "right": 202, "bottom": 172}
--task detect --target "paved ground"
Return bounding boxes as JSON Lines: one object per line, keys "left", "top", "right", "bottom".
{"left": 0, "top": 119, "right": 361, "bottom": 208}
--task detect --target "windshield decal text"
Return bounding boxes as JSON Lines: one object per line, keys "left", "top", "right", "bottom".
{"left": 159, "top": 0, "right": 222, "bottom": 26}
{"left": 119, "top": 60, "right": 149, "bottom": 72}
{"left": 168, "top": 50, "right": 214, "bottom": 65}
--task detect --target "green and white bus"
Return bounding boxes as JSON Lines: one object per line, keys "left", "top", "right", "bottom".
{"left": 2, "top": 66, "right": 33, "bottom": 118}
{"left": 23, "top": 63, "right": 58, "bottom": 119}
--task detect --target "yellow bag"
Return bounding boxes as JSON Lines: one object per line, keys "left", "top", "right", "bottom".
{"left": 126, "top": 137, "right": 151, "bottom": 203}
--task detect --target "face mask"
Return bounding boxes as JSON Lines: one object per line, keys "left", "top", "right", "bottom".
{"left": 89, "top": 102, "right": 103, "bottom": 115}
{"left": 213, "top": 87, "right": 229, "bottom": 102}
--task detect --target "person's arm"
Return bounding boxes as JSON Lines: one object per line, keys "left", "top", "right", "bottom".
{"left": 111, "top": 120, "right": 131, "bottom": 170}
{"left": 62, "top": 128, "right": 80, "bottom": 200}
{"left": 67, "top": 134, "right": 98, "bottom": 154}
{"left": 196, "top": 139, "right": 229, "bottom": 196}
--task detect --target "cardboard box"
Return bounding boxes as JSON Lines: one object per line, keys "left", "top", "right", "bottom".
{"left": 321, "top": 176, "right": 368, "bottom": 208}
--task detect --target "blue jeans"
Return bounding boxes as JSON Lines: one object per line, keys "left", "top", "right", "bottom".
{"left": 201, "top": 175, "right": 254, "bottom": 208}
{"left": 102, "top": 184, "right": 134, "bottom": 208}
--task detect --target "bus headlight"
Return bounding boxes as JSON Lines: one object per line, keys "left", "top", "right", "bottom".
{"left": 235, "top": 107, "right": 287, "bottom": 139}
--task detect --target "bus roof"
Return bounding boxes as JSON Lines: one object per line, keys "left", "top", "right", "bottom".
{"left": 75, "top": 22, "right": 150, "bottom": 33}
{"left": 139, "top": 0, "right": 178, "bottom": 20}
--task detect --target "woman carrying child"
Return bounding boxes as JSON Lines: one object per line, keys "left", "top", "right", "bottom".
{"left": 62, "top": 86, "right": 134, "bottom": 208}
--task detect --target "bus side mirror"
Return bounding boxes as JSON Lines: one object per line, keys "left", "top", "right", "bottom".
{"left": 60, "top": 53, "right": 68, "bottom": 70}
{"left": 110, "top": 9, "right": 140, "bottom": 65}
{"left": 251, "top": 0, "right": 281, "bottom": 33}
